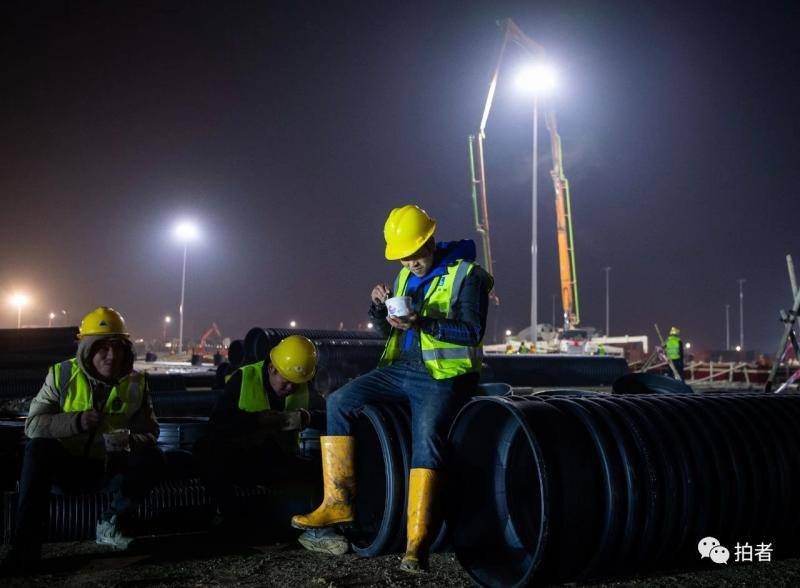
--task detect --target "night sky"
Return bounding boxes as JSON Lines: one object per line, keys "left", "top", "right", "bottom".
{"left": 2, "top": 1, "right": 799, "bottom": 352}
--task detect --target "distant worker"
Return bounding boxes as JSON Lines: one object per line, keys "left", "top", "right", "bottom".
{"left": 2, "top": 307, "right": 163, "bottom": 576}
{"left": 665, "top": 326, "right": 684, "bottom": 379}
{"left": 198, "top": 336, "right": 331, "bottom": 544}
{"left": 292, "top": 204, "right": 493, "bottom": 573}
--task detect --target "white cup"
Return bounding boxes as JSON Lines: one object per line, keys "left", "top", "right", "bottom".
{"left": 103, "top": 428, "right": 131, "bottom": 453}
{"left": 385, "top": 296, "right": 413, "bottom": 318}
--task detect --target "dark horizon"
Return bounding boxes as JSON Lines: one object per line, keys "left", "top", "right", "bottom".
{"left": 2, "top": 1, "right": 799, "bottom": 353}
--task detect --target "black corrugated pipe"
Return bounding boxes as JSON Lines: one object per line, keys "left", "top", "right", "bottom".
{"left": 447, "top": 393, "right": 800, "bottom": 587}
{"left": 228, "top": 339, "right": 245, "bottom": 368}
{"left": 243, "top": 327, "right": 384, "bottom": 365}
{"left": 242, "top": 327, "right": 386, "bottom": 397}
{"left": 3, "top": 478, "right": 320, "bottom": 543}
{"left": 344, "top": 384, "right": 512, "bottom": 557}
{"left": 149, "top": 391, "right": 221, "bottom": 418}
{"left": 481, "top": 354, "right": 628, "bottom": 387}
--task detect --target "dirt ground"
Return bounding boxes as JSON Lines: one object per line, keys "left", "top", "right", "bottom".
{"left": 3, "top": 535, "right": 800, "bottom": 587}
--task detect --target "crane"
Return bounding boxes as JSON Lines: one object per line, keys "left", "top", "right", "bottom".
{"left": 197, "top": 322, "right": 222, "bottom": 352}
{"left": 468, "top": 18, "right": 580, "bottom": 329}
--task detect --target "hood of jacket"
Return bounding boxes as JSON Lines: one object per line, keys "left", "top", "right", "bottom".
{"left": 76, "top": 334, "right": 135, "bottom": 386}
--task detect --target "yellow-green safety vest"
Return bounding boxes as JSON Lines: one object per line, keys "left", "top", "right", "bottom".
{"left": 237, "top": 360, "right": 309, "bottom": 452}
{"left": 379, "top": 260, "right": 482, "bottom": 380}
{"left": 665, "top": 335, "right": 682, "bottom": 360}
{"left": 53, "top": 358, "right": 144, "bottom": 458}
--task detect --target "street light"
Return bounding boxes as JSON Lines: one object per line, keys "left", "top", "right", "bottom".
{"left": 516, "top": 63, "right": 557, "bottom": 341}
{"left": 724, "top": 304, "right": 730, "bottom": 351}
{"left": 289, "top": 320, "right": 297, "bottom": 328}
{"left": 685, "top": 342, "right": 691, "bottom": 350}
{"left": 738, "top": 278, "right": 746, "bottom": 350}
{"left": 505, "top": 329, "right": 513, "bottom": 337}
{"left": 735, "top": 345, "right": 742, "bottom": 352}
{"left": 48, "top": 312, "right": 55, "bottom": 327}
{"left": 604, "top": 267, "right": 612, "bottom": 336}
{"left": 173, "top": 221, "right": 200, "bottom": 354}
{"left": 9, "top": 293, "right": 29, "bottom": 329}
{"left": 366, "top": 322, "right": 374, "bottom": 329}
{"left": 163, "top": 315, "right": 172, "bottom": 342}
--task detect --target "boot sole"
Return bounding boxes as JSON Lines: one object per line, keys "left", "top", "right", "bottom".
{"left": 95, "top": 537, "right": 133, "bottom": 550}
{"left": 297, "top": 535, "right": 350, "bottom": 556}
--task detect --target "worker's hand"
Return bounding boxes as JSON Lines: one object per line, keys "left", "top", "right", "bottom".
{"left": 80, "top": 409, "right": 101, "bottom": 431}
{"left": 280, "top": 410, "right": 309, "bottom": 431}
{"left": 371, "top": 283, "right": 392, "bottom": 305}
{"left": 387, "top": 312, "right": 420, "bottom": 331}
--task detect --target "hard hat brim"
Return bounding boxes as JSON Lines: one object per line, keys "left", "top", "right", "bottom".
{"left": 384, "top": 222, "right": 436, "bottom": 260}
{"left": 78, "top": 331, "right": 130, "bottom": 339}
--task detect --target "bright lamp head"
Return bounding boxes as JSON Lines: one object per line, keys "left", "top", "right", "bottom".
{"left": 516, "top": 63, "right": 557, "bottom": 95}
{"left": 174, "top": 221, "right": 200, "bottom": 242}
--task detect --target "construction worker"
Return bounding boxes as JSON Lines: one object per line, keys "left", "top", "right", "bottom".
{"left": 292, "top": 204, "right": 493, "bottom": 573}
{"left": 2, "top": 307, "right": 163, "bottom": 576}
{"left": 665, "top": 326, "right": 684, "bottom": 379}
{"left": 198, "top": 335, "right": 330, "bottom": 543}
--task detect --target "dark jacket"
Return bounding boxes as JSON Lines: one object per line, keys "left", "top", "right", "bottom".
{"left": 209, "top": 362, "right": 326, "bottom": 447}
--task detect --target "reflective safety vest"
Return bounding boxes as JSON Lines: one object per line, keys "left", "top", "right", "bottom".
{"left": 665, "top": 335, "right": 682, "bottom": 360}
{"left": 53, "top": 358, "right": 144, "bottom": 458}
{"left": 379, "top": 260, "right": 482, "bottom": 380}
{"left": 237, "top": 361, "right": 309, "bottom": 452}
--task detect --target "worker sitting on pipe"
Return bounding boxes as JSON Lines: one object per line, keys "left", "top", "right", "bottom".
{"left": 292, "top": 204, "right": 493, "bottom": 573}
{"left": 196, "top": 336, "right": 332, "bottom": 543}
{"left": 2, "top": 307, "right": 164, "bottom": 577}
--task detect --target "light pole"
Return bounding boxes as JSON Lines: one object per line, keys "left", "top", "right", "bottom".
{"left": 604, "top": 267, "right": 611, "bottom": 336}
{"left": 10, "top": 294, "right": 29, "bottom": 329}
{"left": 517, "top": 64, "right": 556, "bottom": 342}
{"left": 738, "top": 278, "right": 746, "bottom": 350}
{"left": 724, "top": 304, "right": 730, "bottom": 351}
{"left": 48, "top": 312, "right": 55, "bottom": 327}
{"left": 174, "top": 221, "right": 199, "bottom": 354}
{"left": 163, "top": 315, "right": 172, "bottom": 343}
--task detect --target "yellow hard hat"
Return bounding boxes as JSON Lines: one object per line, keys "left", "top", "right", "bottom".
{"left": 78, "top": 307, "right": 129, "bottom": 339}
{"left": 269, "top": 335, "right": 317, "bottom": 384}
{"left": 383, "top": 204, "right": 437, "bottom": 260}
{"left": 669, "top": 326, "right": 680, "bottom": 336}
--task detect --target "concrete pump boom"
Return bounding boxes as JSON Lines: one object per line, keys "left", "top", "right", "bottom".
{"left": 468, "top": 18, "right": 580, "bottom": 328}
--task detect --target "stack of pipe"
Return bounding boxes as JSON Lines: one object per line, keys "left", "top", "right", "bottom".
{"left": 446, "top": 392, "right": 800, "bottom": 586}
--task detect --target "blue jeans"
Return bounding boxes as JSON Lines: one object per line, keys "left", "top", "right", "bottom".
{"left": 326, "top": 362, "right": 477, "bottom": 469}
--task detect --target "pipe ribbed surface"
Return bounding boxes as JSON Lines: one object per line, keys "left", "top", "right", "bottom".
{"left": 243, "top": 327, "right": 385, "bottom": 396}
{"left": 447, "top": 393, "right": 800, "bottom": 587}
{"left": 3, "top": 478, "right": 319, "bottom": 544}
{"left": 243, "top": 327, "right": 384, "bottom": 364}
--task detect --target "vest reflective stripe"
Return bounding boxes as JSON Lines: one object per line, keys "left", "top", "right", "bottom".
{"left": 380, "top": 259, "right": 482, "bottom": 380}
{"left": 53, "top": 359, "right": 143, "bottom": 457}
{"left": 238, "top": 361, "right": 309, "bottom": 413}
{"left": 420, "top": 347, "right": 481, "bottom": 361}
{"left": 447, "top": 261, "right": 472, "bottom": 319}
{"left": 665, "top": 335, "right": 682, "bottom": 360}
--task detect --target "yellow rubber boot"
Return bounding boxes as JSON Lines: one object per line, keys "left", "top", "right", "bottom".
{"left": 291, "top": 436, "right": 356, "bottom": 530}
{"left": 399, "top": 468, "right": 439, "bottom": 573}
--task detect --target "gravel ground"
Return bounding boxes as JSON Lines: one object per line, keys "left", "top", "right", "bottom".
{"left": 2, "top": 536, "right": 800, "bottom": 587}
